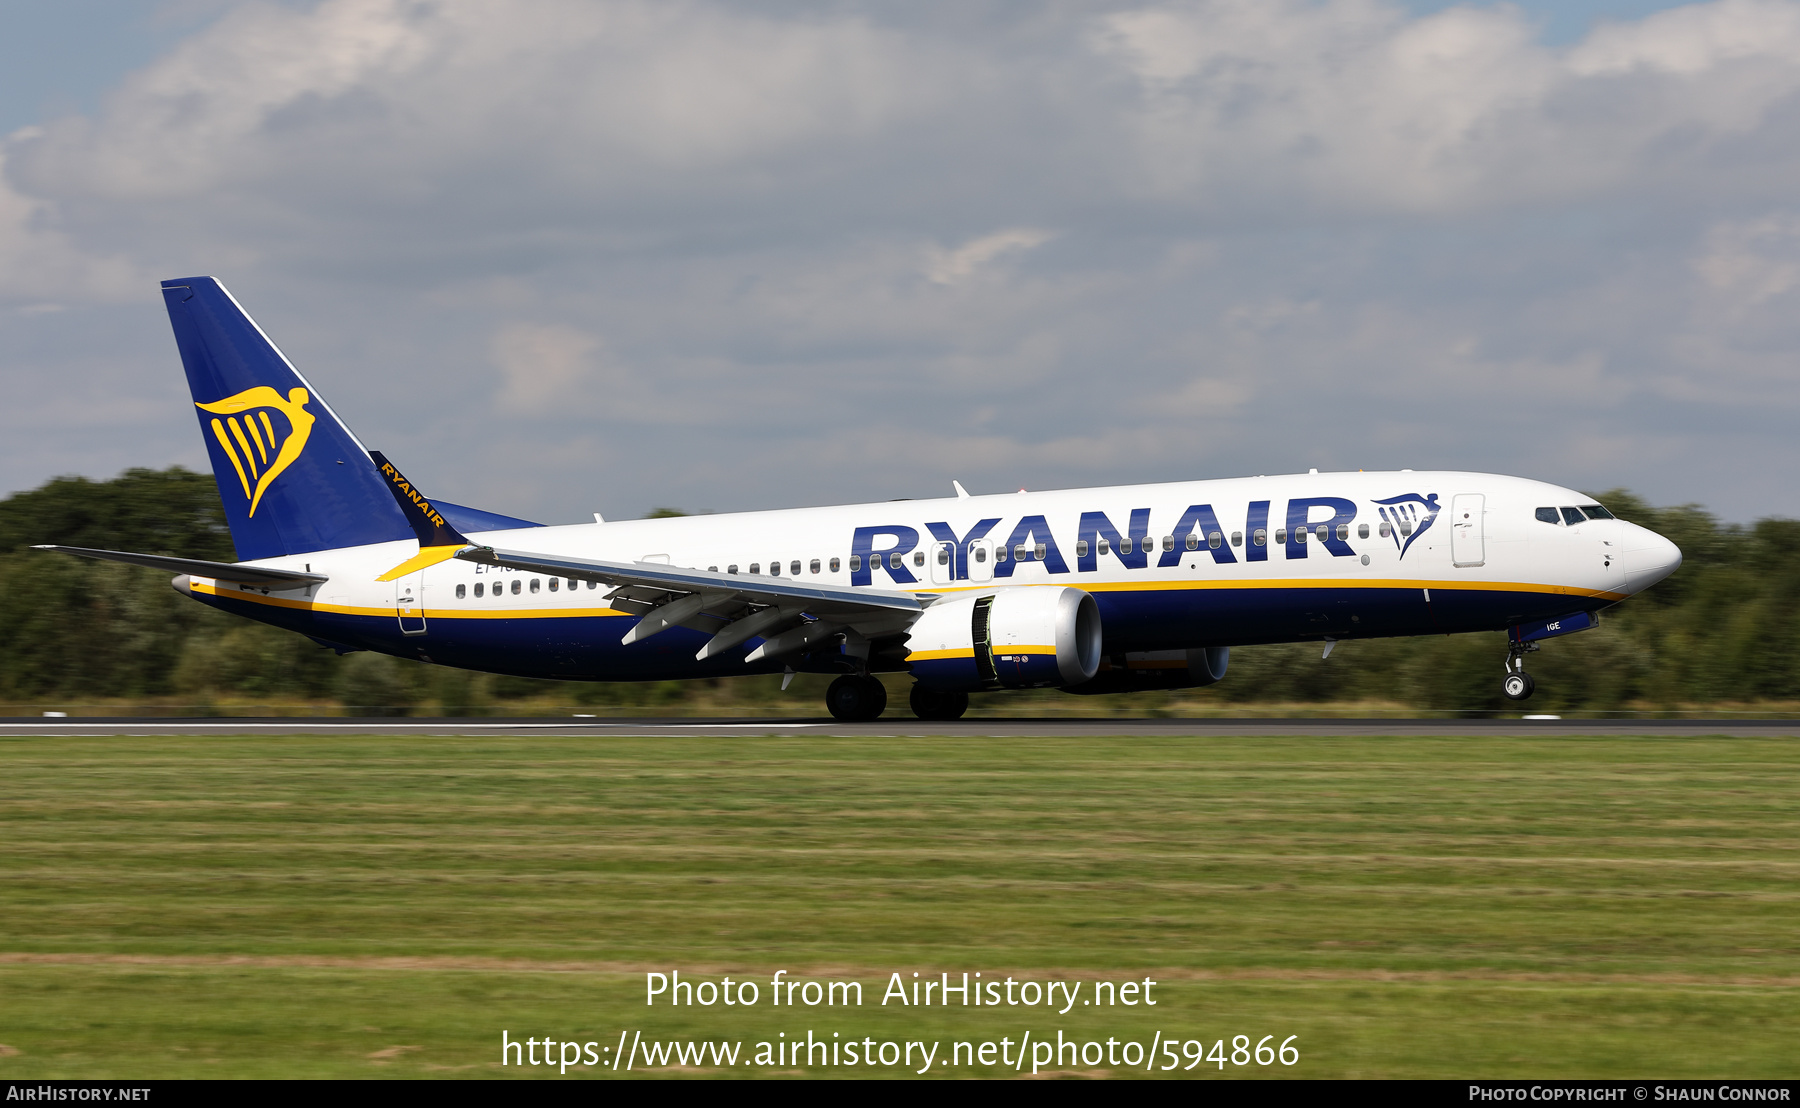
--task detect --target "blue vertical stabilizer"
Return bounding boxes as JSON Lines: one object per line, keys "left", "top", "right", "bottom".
{"left": 161, "top": 277, "right": 413, "bottom": 560}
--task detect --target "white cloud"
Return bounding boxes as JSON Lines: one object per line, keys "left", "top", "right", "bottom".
{"left": 926, "top": 228, "right": 1055, "bottom": 284}
{"left": 1695, "top": 214, "right": 1800, "bottom": 309}
{"left": 492, "top": 321, "right": 600, "bottom": 414}
{"left": 1098, "top": 0, "right": 1800, "bottom": 213}
{"left": 0, "top": 150, "right": 144, "bottom": 301}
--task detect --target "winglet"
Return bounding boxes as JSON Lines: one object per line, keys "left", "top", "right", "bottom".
{"left": 369, "top": 451, "right": 471, "bottom": 581}
{"left": 370, "top": 451, "right": 469, "bottom": 548}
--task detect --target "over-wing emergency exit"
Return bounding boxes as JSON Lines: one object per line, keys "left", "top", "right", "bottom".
{"left": 35, "top": 278, "right": 1683, "bottom": 720}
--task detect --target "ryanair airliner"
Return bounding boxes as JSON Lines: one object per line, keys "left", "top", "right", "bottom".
{"left": 36, "top": 278, "right": 1683, "bottom": 720}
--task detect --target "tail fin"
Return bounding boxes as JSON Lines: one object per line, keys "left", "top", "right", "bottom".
{"left": 161, "top": 277, "right": 412, "bottom": 560}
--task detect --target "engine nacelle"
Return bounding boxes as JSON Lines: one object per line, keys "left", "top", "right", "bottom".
{"left": 907, "top": 586, "right": 1102, "bottom": 690}
{"left": 1061, "top": 647, "right": 1230, "bottom": 695}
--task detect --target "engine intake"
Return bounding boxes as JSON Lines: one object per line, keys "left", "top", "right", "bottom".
{"left": 907, "top": 586, "right": 1102, "bottom": 690}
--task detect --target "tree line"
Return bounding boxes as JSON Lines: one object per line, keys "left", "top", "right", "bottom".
{"left": 1, "top": 467, "right": 1794, "bottom": 713}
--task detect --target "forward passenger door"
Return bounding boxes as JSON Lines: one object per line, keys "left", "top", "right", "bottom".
{"left": 1451, "top": 494, "right": 1485, "bottom": 568}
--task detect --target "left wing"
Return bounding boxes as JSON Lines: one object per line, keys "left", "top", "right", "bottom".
{"left": 455, "top": 545, "right": 931, "bottom": 663}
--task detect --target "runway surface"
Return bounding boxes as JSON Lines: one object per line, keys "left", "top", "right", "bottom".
{"left": 3, "top": 716, "right": 1797, "bottom": 737}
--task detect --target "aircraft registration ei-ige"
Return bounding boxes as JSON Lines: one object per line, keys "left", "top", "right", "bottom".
{"left": 37, "top": 277, "right": 1684, "bottom": 720}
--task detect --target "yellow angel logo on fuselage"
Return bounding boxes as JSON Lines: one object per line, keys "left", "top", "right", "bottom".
{"left": 196, "top": 386, "right": 315, "bottom": 517}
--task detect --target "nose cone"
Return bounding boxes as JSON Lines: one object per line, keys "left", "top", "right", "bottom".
{"left": 1621, "top": 523, "right": 1682, "bottom": 594}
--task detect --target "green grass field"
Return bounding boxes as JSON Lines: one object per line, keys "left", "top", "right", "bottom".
{"left": 1, "top": 731, "right": 1796, "bottom": 1079}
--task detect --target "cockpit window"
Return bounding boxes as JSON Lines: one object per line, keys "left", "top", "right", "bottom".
{"left": 1581, "top": 504, "right": 1615, "bottom": 520}
{"left": 1535, "top": 507, "right": 1560, "bottom": 525}
{"left": 1561, "top": 506, "right": 1587, "bottom": 526}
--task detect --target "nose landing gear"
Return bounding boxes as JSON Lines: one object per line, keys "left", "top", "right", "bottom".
{"left": 1502, "top": 638, "right": 1538, "bottom": 701}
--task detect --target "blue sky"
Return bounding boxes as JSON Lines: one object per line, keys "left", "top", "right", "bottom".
{"left": 1401, "top": 0, "right": 1699, "bottom": 41}
{"left": 3, "top": 0, "right": 1799, "bottom": 523}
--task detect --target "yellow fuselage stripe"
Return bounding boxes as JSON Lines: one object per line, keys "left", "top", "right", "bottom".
{"left": 375, "top": 545, "right": 466, "bottom": 582}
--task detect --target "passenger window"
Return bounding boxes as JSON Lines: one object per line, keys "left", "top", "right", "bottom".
{"left": 1118, "top": 538, "right": 1132, "bottom": 555}
{"left": 1380, "top": 521, "right": 1392, "bottom": 538}
{"left": 1253, "top": 529, "right": 1266, "bottom": 546}
{"left": 708, "top": 566, "right": 718, "bottom": 573}
{"left": 1231, "top": 531, "right": 1242, "bottom": 547}
{"left": 1275, "top": 528, "right": 1288, "bottom": 544}
{"left": 973, "top": 547, "right": 987, "bottom": 563}
{"left": 1399, "top": 520, "right": 1413, "bottom": 536}
{"left": 1295, "top": 528, "right": 1307, "bottom": 543}
{"left": 995, "top": 546, "right": 1006, "bottom": 563}
{"left": 811, "top": 559, "right": 821, "bottom": 574}
{"left": 473, "top": 582, "right": 484, "bottom": 598}
{"left": 1535, "top": 507, "right": 1560, "bottom": 525}
{"left": 1159, "top": 535, "right": 1170, "bottom": 552}
{"left": 588, "top": 580, "right": 597, "bottom": 589}
{"left": 548, "top": 578, "right": 559, "bottom": 592}
{"left": 1582, "top": 504, "right": 1615, "bottom": 520}
{"left": 770, "top": 561, "right": 780, "bottom": 576}
{"left": 1034, "top": 543, "right": 1047, "bottom": 560}
{"left": 1076, "top": 540, "right": 1089, "bottom": 558}
{"left": 830, "top": 557, "right": 841, "bottom": 572}
{"left": 1316, "top": 525, "right": 1328, "bottom": 541}
{"left": 1358, "top": 523, "right": 1369, "bottom": 539}
{"left": 1208, "top": 531, "right": 1222, "bottom": 549}
{"left": 848, "top": 556, "right": 860, "bottom": 572}
{"left": 511, "top": 579, "right": 521, "bottom": 595}
{"left": 935, "top": 548, "right": 949, "bottom": 565}
{"left": 750, "top": 563, "right": 761, "bottom": 575}
{"left": 1098, "top": 538, "right": 1110, "bottom": 555}
{"left": 911, "top": 552, "right": 923, "bottom": 568}
{"left": 792, "top": 560, "right": 802, "bottom": 575}
{"left": 570, "top": 579, "right": 580, "bottom": 591}
{"left": 890, "top": 553, "right": 904, "bottom": 569}
{"left": 1561, "top": 506, "right": 1586, "bottom": 526}
{"left": 456, "top": 583, "right": 467, "bottom": 599}
{"left": 1336, "top": 524, "right": 1349, "bottom": 541}
{"left": 728, "top": 565, "right": 739, "bottom": 575}
{"left": 1185, "top": 533, "right": 1199, "bottom": 551}
{"left": 530, "top": 578, "right": 540, "bottom": 593}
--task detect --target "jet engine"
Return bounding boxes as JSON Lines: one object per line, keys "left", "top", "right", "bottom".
{"left": 1060, "top": 647, "right": 1230, "bottom": 695}
{"left": 906, "top": 586, "right": 1101, "bottom": 690}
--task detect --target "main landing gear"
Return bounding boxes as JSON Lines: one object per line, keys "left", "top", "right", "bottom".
{"left": 823, "top": 676, "right": 972, "bottom": 721}
{"left": 909, "top": 685, "right": 969, "bottom": 721}
{"left": 1502, "top": 641, "right": 1539, "bottom": 701}
{"left": 826, "top": 674, "right": 888, "bottom": 721}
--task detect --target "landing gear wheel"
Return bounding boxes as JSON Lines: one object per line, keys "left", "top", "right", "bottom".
{"left": 1502, "top": 672, "right": 1535, "bottom": 701}
{"left": 909, "top": 685, "right": 969, "bottom": 721}
{"left": 826, "top": 674, "right": 888, "bottom": 721}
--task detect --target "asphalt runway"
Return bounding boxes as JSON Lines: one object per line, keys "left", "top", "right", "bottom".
{"left": 2, "top": 716, "right": 1796, "bottom": 737}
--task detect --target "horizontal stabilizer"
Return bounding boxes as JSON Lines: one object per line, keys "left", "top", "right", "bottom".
{"left": 432, "top": 499, "right": 541, "bottom": 533}
{"left": 32, "top": 545, "right": 328, "bottom": 588}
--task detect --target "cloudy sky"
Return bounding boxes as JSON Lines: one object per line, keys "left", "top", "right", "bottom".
{"left": 2, "top": 0, "right": 1796, "bottom": 524}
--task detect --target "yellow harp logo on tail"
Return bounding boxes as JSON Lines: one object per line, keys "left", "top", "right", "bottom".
{"left": 195, "top": 387, "right": 316, "bottom": 517}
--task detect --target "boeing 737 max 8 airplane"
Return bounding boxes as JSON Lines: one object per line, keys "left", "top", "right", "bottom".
{"left": 36, "top": 278, "right": 1684, "bottom": 720}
